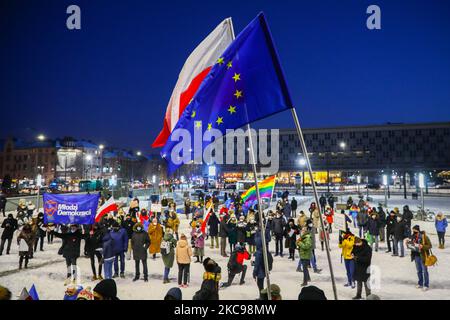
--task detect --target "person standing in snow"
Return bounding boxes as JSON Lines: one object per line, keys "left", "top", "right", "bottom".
{"left": 351, "top": 237, "right": 372, "bottom": 300}
{"left": 357, "top": 209, "right": 369, "bottom": 238}
{"left": 161, "top": 228, "right": 177, "bottom": 283}
{"left": 297, "top": 226, "right": 313, "bottom": 287}
{"left": 393, "top": 214, "right": 407, "bottom": 257}
{"left": 33, "top": 212, "right": 46, "bottom": 252}
{"left": 339, "top": 231, "right": 355, "bottom": 288}
{"left": 407, "top": 225, "right": 432, "bottom": 291}
{"left": 166, "top": 210, "right": 180, "bottom": 241}
{"left": 219, "top": 209, "right": 230, "bottom": 257}
{"left": 148, "top": 218, "right": 163, "bottom": 259}
{"left": 284, "top": 218, "right": 299, "bottom": 261}
{"left": 0, "top": 213, "right": 18, "bottom": 255}
{"left": 0, "top": 193, "right": 7, "bottom": 217}
{"left": 402, "top": 205, "right": 414, "bottom": 237}
{"left": 377, "top": 206, "right": 387, "bottom": 242}
{"left": 110, "top": 221, "right": 128, "bottom": 278}
{"left": 435, "top": 212, "right": 447, "bottom": 249}
{"left": 85, "top": 223, "right": 105, "bottom": 281}
{"left": 291, "top": 197, "right": 298, "bottom": 218}
{"left": 131, "top": 222, "right": 150, "bottom": 282}
{"left": 121, "top": 214, "right": 135, "bottom": 260}
{"left": 191, "top": 222, "right": 205, "bottom": 263}
{"left": 17, "top": 224, "right": 34, "bottom": 269}
{"left": 208, "top": 210, "right": 220, "bottom": 249}
{"left": 222, "top": 243, "right": 250, "bottom": 287}
{"left": 253, "top": 231, "right": 273, "bottom": 299}
{"left": 236, "top": 215, "right": 247, "bottom": 245}
{"left": 319, "top": 195, "right": 327, "bottom": 212}
{"left": 385, "top": 211, "right": 396, "bottom": 253}
{"left": 272, "top": 211, "right": 286, "bottom": 257}
{"left": 367, "top": 212, "right": 381, "bottom": 252}
{"left": 176, "top": 233, "right": 192, "bottom": 288}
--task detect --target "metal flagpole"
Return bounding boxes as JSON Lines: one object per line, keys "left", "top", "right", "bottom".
{"left": 290, "top": 108, "right": 339, "bottom": 300}
{"left": 246, "top": 124, "right": 272, "bottom": 300}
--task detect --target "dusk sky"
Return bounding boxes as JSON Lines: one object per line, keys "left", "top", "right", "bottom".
{"left": 1, "top": 0, "right": 450, "bottom": 152}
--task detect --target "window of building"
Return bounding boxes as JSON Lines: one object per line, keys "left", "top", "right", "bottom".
{"left": 350, "top": 132, "right": 355, "bottom": 138}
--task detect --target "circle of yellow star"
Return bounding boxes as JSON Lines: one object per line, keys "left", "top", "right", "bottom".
{"left": 228, "top": 105, "right": 236, "bottom": 114}
{"left": 217, "top": 57, "right": 224, "bottom": 65}
{"left": 216, "top": 117, "right": 223, "bottom": 125}
{"left": 232, "top": 73, "right": 241, "bottom": 82}
{"left": 207, "top": 123, "right": 212, "bottom": 131}
{"left": 227, "top": 61, "right": 233, "bottom": 69}
{"left": 234, "top": 90, "right": 243, "bottom": 99}
{"left": 195, "top": 121, "right": 202, "bottom": 129}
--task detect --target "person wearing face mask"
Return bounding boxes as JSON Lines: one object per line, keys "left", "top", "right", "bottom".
{"left": 351, "top": 237, "right": 372, "bottom": 300}
{"left": 407, "top": 225, "right": 432, "bottom": 291}
{"left": 367, "top": 213, "right": 381, "bottom": 252}
{"left": 85, "top": 222, "right": 106, "bottom": 281}
{"left": 296, "top": 226, "right": 313, "bottom": 287}
{"left": 52, "top": 224, "right": 88, "bottom": 285}
{"left": 219, "top": 209, "right": 230, "bottom": 257}
{"left": 393, "top": 214, "right": 407, "bottom": 257}
{"left": 227, "top": 216, "right": 238, "bottom": 253}
{"left": 148, "top": 218, "right": 163, "bottom": 259}
{"left": 284, "top": 219, "right": 299, "bottom": 261}
{"left": 109, "top": 221, "right": 128, "bottom": 278}
{"left": 272, "top": 211, "right": 286, "bottom": 257}
{"left": 434, "top": 212, "right": 447, "bottom": 249}
{"left": 385, "top": 211, "right": 397, "bottom": 253}
{"left": 121, "top": 214, "right": 135, "bottom": 260}
{"left": 131, "top": 222, "right": 150, "bottom": 282}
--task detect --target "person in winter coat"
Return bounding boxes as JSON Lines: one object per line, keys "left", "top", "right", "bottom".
{"left": 272, "top": 212, "right": 286, "bottom": 257}
{"left": 222, "top": 243, "right": 250, "bottom": 287}
{"left": 128, "top": 198, "right": 140, "bottom": 221}
{"left": 33, "top": 212, "right": 46, "bottom": 252}
{"left": 17, "top": 224, "right": 34, "bottom": 269}
{"left": 148, "top": 218, "right": 163, "bottom": 259}
{"left": 377, "top": 206, "right": 387, "bottom": 242}
{"left": 109, "top": 221, "right": 128, "bottom": 278}
{"left": 93, "top": 279, "right": 119, "bottom": 300}
{"left": 191, "top": 223, "right": 205, "bottom": 263}
{"left": 16, "top": 201, "right": 29, "bottom": 229}
{"left": 349, "top": 205, "right": 359, "bottom": 228}
{"left": 184, "top": 198, "right": 191, "bottom": 220}
{"left": 393, "top": 214, "right": 407, "bottom": 257}
{"left": 245, "top": 218, "right": 257, "bottom": 254}
{"left": 407, "top": 225, "right": 432, "bottom": 290}
{"left": 324, "top": 207, "right": 334, "bottom": 233}
{"left": 403, "top": 205, "right": 414, "bottom": 236}
{"left": 85, "top": 223, "right": 105, "bottom": 281}
{"left": 0, "top": 193, "right": 7, "bottom": 217}
{"left": 52, "top": 224, "right": 88, "bottom": 285}
{"left": 227, "top": 216, "right": 238, "bottom": 253}
{"left": 131, "top": 222, "right": 150, "bottom": 282}
{"left": 310, "top": 204, "right": 321, "bottom": 231}
{"left": 367, "top": 213, "right": 380, "bottom": 252}
{"left": 161, "top": 228, "right": 177, "bottom": 283}
{"left": 166, "top": 210, "right": 180, "bottom": 240}
{"left": 0, "top": 214, "right": 18, "bottom": 255}
{"left": 435, "top": 212, "right": 448, "bottom": 249}
{"left": 176, "top": 233, "right": 192, "bottom": 287}
{"left": 207, "top": 210, "right": 220, "bottom": 249}
{"left": 347, "top": 196, "right": 354, "bottom": 209}
{"left": 193, "top": 257, "right": 222, "bottom": 300}
{"left": 253, "top": 231, "right": 273, "bottom": 298}
{"left": 328, "top": 195, "right": 335, "bottom": 210}
{"left": 236, "top": 216, "right": 247, "bottom": 244}
{"left": 319, "top": 221, "right": 330, "bottom": 251}
{"left": 385, "top": 211, "right": 396, "bottom": 253}
{"left": 297, "top": 226, "right": 313, "bottom": 287}
{"left": 356, "top": 210, "right": 369, "bottom": 238}
{"left": 121, "top": 214, "right": 135, "bottom": 260}
{"left": 351, "top": 237, "right": 372, "bottom": 300}
{"left": 219, "top": 210, "right": 230, "bottom": 257}
{"left": 164, "top": 287, "right": 182, "bottom": 300}
{"left": 319, "top": 195, "right": 327, "bottom": 212}
{"left": 283, "top": 199, "right": 292, "bottom": 218}
{"left": 291, "top": 198, "right": 298, "bottom": 218}
{"left": 102, "top": 232, "right": 115, "bottom": 280}
{"left": 297, "top": 210, "right": 307, "bottom": 229}
{"left": 339, "top": 231, "right": 355, "bottom": 288}
{"left": 285, "top": 218, "right": 299, "bottom": 260}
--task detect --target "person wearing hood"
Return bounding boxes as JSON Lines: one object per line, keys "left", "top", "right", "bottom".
{"left": 227, "top": 215, "right": 238, "bottom": 253}
{"left": 435, "top": 212, "right": 448, "bottom": 249}
{"left": 351, "top": 237, "right": 372, "bottom": 300}
{"left": 222, "top": 243, "right": 250, "bottom": 288}
{"left": 193, "top": 257, "right": 222, "bottom": 300}
{"left": 161, "top": 228, "right": 178, "bottom": 283}
{"left": 1, "top": 213, "right": 18, "bottom": 255}
{"left": 297, "top": 210, "right": 307, "bottom": 229}
{"left": 309, "top": 203, "right": 321, "bottom": 231}
{"left": 393, "top": 214, "right": 407, "bottom": 257}
{"left": 253, "top": 231, "right": 273, "bottom": 298}
{"left": 110, "top": 221, "right": 128, "bottom": 278}
{"left": 284, "top": 218, "right": 299, "bottom": 260}
{"left": 324, "top": 207, "right": 334, "bottom": 234}
{"left": 33, "top": 212, "right": 46, "bottom": 253}
{"left": 191, "top": 222, "right": 205, "bottom": 263}
{"left": 339, "top": 231, "right": 356, "bottom": 288}
{"left": 291, "top": 197, "right": 298, "bottom": 218}
{"left": 52, "top": 224, "right": 88, "bottom": 285}
{"left": 131, "top": 222, "right": 150, "bottom": 282}
{"left": 272, "top": 211, "right": 286, "bottom": 257}
{"left": 319, "top": 195, "right": 327, "bottom": 212}
{"left": 283, "top": 198, "right": 292, "bottom": 218}
{"left": 403, "top": 205, "right": 414, "bottom": 236}
{"left": 86, "top": 222, "right": 106, "bottom": 281}
{"left": 176, "top": 233, "right": 192, "bottom": 287}
{"left": 407, "top": 225, "right": 432, "bottom": 290}
{"left": 93, "top": 279, "right": 119, "bottom": 300}
{"left": 296, "top": 226, "right": 313, "bottom": 287}
{"left": 166, "top": 210, "right": 180, "bottom": 240}
{"left": 17, "top": 223, "right": 34, "bottom": 269}
{"left": 367, "top": 212, "right": 380, "bottom": 252}
{"left": 164, "top": 287, "right": 182, "bottom": 300}
{"left": 148, "top": 218, "right": 163, "bottom": 259}
{"left": 377, "top": 206, "right": 387, "bottom": 242}
{"left": 246, "top": 218, "right": 257, "bottom": 254}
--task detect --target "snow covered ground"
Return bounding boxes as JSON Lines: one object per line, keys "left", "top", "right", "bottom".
{"left": 0, "top": 193, "right": 449, "bottom": 300}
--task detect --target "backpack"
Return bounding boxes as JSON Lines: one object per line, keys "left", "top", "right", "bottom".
{"left": 160, "top": 240, "right": 172, "bottom": 256}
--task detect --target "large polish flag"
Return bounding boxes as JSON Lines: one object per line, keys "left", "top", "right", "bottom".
{"left": 95, "top": 197, "right": 119, "bottom": 223}
{"left": 152, "top": 18, "right": 234, "bottom": 148}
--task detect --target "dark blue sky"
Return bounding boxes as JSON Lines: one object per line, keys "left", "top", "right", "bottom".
{"left": 1, "top": 0, "right": 450, "bottom": 152}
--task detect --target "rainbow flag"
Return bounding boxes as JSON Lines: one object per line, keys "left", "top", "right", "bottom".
{"left": 241, "top": 176, "right": 276, "bottom": 205}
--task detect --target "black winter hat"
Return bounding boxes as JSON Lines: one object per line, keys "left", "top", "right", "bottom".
{"left": 412, "top": 225, "right": 421, "bottom": 232}
{"left": 93, "top": 279, "right": 117, "bottom": 299}
{"left": 298, "top": 286, "right": 327, "bottom": 300}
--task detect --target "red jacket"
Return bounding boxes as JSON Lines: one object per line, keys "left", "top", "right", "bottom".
{"left": 236, "top": 250, "right": 250, "bottom": 265}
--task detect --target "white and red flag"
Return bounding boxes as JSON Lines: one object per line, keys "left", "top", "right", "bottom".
{"left": 95, "top": 197, "right": 118, "bottom": 223}
{"left": 152, "top": 18, "right": 234, "bottom": 148}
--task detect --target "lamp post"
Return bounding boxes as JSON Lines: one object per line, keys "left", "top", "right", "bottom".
{"left": 99, "top": 144, "right": 104, "bottom": 180}
{"left": 419, "top": 173, "right": 425, "bottom": 219}
{"left": 357, "top": 175, "right": 361, "bottom": 193}
{"left": 299, "top": 157, "right": 306, "bottom": 196}
{"left": 85, "top": 154, "right": 93, "bottom": 180}
{"left": 382, "top": 174, "right": 388, "bottom": 207}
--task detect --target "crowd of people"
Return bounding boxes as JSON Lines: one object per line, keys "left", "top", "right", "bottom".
{"left": 0, "top": 190, "right": 447, "bottom": 300}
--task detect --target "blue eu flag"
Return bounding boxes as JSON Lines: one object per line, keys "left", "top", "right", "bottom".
{"left": 161, "top": 13, "right": 293, "bottom": 173}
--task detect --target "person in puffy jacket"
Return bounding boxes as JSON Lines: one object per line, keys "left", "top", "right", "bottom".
{"left": 131, "top": 222, "right": 150, "bottom": 282}
{"left": 121, "top": 214, "right": 135, "bottom": 260}
{"left": 85, "top": 223, "right": 106, "bottom": 281}
{"left": 339, "top": 231, "right": 355, "bottom": 288}
{"left": 435, "top": 212, "right": 448, "bottom": 249}
{"left": 393, "top": 214, "right": 407, "bottom": 257}
{"left": 208, "top": 210, "right": 220, "bottom": 249}
{"left": 0, "top": 214, "right": 18, "bottom": 255}
{"left": 291, "top": 198, "right": 298, "bottom": 218}
{"left": 367, "top": 213, "right": 380, "bottom": 252}
{"left": 357, "top": 210, "right": 369, "bottom": 238}
{"left": 272, "top": 212, "right": 286, "bottom": 257}
{"left": 193, "top": 258, "right": 222, "bottom": 300}
{"left": 297, "top": 227, "right": 313, "bottom": 287}
{"left": 351, "top": 237, "right": 372, "bottom": 300}
{"left": 109, "top": 221, "right": 128, "bottom": 278}
{"left": 176, "top": 233, "right": 193, "bottom": 287}
{"left": 102, "top": 232, "right": 115, "bottom": 280}
{"left": 222, "top": 243, "right": 250, "bottom": 287}
{"left": 253, "top": 231, "right": 273, "bottom": 299}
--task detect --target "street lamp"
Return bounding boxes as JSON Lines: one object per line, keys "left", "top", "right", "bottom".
{"left": 339, "top": 142, "right": 346, "bottom": 149}
{"left": 357, "top": 175, "right": 361, "bottom": 193}
{"left": 136, "top": 151, "right": 142, "bottom": 156}
{"left": 85, "top": 154, "right": 93, "bottom": 179}
{"left": 98, "top": 145, "right": 105, "bottom": 180}
{"left": 299, "top": 158, "right": 306, "bottom": 196}
{"left": 419, "top": 173, "right": 425, "bottom": 218}
{"left": 382, "top": 174, "right": 388, "bottom": 207}
{"left": 37, "top": 134, "right": 46, "bottom": 141}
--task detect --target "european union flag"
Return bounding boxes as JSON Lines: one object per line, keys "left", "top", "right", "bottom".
{"left": 161, "top": 13, "right": 293, "bottom": 173}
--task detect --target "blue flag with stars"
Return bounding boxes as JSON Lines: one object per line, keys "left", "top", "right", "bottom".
{"left": 161, "top": 12, "right": 293, "bottom": 174}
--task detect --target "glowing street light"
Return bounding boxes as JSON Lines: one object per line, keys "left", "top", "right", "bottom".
{"left": 99, "top": 144, "right": 105, "bottom": 150}
{"left": 136, "top": 151, "right": 142, "bottom": 156}
{"left": 299, "top": 158, "right": 306, "bottom": 166}
{"left": 339, "top": 141, "right": 346, "bottom": 149}
{"left": 37, "top": 134, "right": 46, "bottom": 141}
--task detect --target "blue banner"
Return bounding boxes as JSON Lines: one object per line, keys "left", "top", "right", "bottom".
{"left": 43, "top": 193, "right": 100, "bottom": 225}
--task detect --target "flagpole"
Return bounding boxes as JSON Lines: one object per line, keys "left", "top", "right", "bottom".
{"left": 290, "top": 107, "right": 338, "bottom": 300}
{"left": 246, "top": 124, "right": 272, "bottom": 300}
